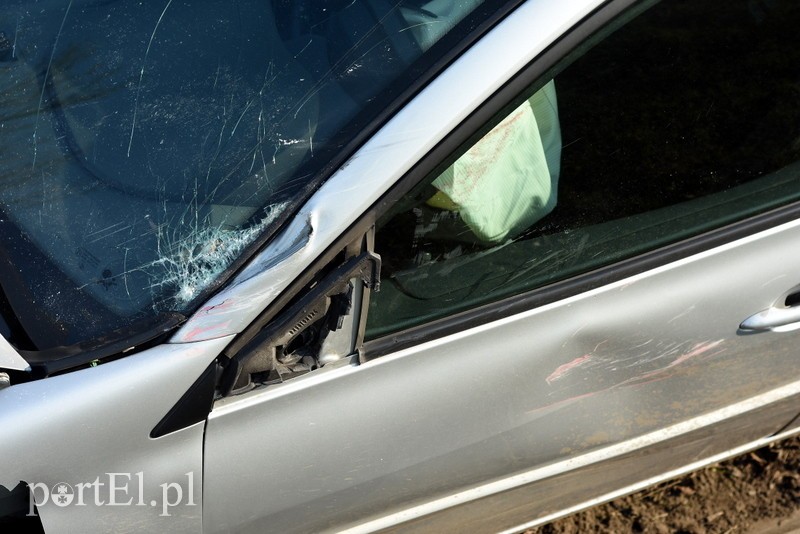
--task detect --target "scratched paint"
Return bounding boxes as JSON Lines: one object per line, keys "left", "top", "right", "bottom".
{"left": 544, "top": 338, "right": 727, "bottom": 403}
{"left": 546, "top": 354, "right": 592, "bottom": 384}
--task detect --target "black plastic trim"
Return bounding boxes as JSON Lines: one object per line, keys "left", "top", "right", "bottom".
{"left": 0, "top": 481, "right": 44, "bottom": 533}
{"left": 150, "top": 361, "right": 219, "bottom": 439}
{"left": 220, "top": 251, "right": 381, "bottom": 395}
{"left": 19, "top": 313, "right": 186, "bottom": 378}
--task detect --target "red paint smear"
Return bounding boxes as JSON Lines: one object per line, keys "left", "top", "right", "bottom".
{"left": 546, "top": 354, "right": 592, "bottom": 385}
{"left": 182, "top": 320, "right": 233, "bottom": 342}
{"left": 667, "top": 340, "right": 724, "bottom": 369}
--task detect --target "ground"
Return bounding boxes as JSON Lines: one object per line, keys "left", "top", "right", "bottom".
{"left": 527, "top": 437, "right": 800, "bottom": 533}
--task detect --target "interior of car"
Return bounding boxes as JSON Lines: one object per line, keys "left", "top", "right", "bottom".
{"left": 369, "top": 0, "right": 800, "bottom": 338}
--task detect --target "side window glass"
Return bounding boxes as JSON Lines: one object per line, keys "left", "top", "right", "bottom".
{"left": 367, "top": 0, "right": 800, "bottom": 339}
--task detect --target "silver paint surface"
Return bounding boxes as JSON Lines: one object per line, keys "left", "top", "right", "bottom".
{"left": 396, "top": 394, "right": 800, "bottom": 534}
{"left": 0, "top": 336, "right": 231, "bottom": 534}
{"left": 202, "top": 209, "right": 800, "bottom": 532}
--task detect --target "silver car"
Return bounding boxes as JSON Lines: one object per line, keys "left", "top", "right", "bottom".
{"left": 2, "top": 0, "right": 800, "bottom": 532}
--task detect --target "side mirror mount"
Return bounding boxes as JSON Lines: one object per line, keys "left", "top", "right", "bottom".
{"left": 220, "top": 249, "right": 380, "bottom": 396}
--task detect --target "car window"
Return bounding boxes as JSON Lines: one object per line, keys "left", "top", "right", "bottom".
{"left": 0, "top": 0, "right": 500, "bottom": 354}
{"left": 367, "top": 0, "right": 800, "bottom": 339}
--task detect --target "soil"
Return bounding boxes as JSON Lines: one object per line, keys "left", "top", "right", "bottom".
{"left": 527, "top": 437, "right": 800, "bottom": 534}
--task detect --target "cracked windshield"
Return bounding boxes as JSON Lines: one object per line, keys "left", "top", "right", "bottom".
{"left": 0, "top": 0, "right": 488, "bottom": 353}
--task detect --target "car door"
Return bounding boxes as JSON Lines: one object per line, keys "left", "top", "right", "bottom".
{"left": 199, "top": 0, "right": 800, "bottom": 532}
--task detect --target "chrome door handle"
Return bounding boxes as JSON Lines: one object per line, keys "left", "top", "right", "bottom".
{"left": 740, "top": 303, "right": 800, "bottom": 331}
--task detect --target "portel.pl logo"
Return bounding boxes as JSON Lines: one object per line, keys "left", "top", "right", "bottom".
{"left": 28, "top": 472, "right": 196, "bottom": 517}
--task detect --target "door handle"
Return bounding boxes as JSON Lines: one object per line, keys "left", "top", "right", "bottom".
{"left": 740, "top": 293, "right": 800, "bottom": 331}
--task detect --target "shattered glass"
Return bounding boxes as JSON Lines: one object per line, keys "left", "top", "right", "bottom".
{"left": 0, "top": 0, "right": 488, "bottom": 352}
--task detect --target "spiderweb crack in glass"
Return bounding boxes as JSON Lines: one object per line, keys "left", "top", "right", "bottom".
{"left": 143, "top": 201, "right": 288, "bottom": 307}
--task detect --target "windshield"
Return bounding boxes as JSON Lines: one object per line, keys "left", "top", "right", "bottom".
{"left": 0, "top": 0, "right": 495, "bottom": 356}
